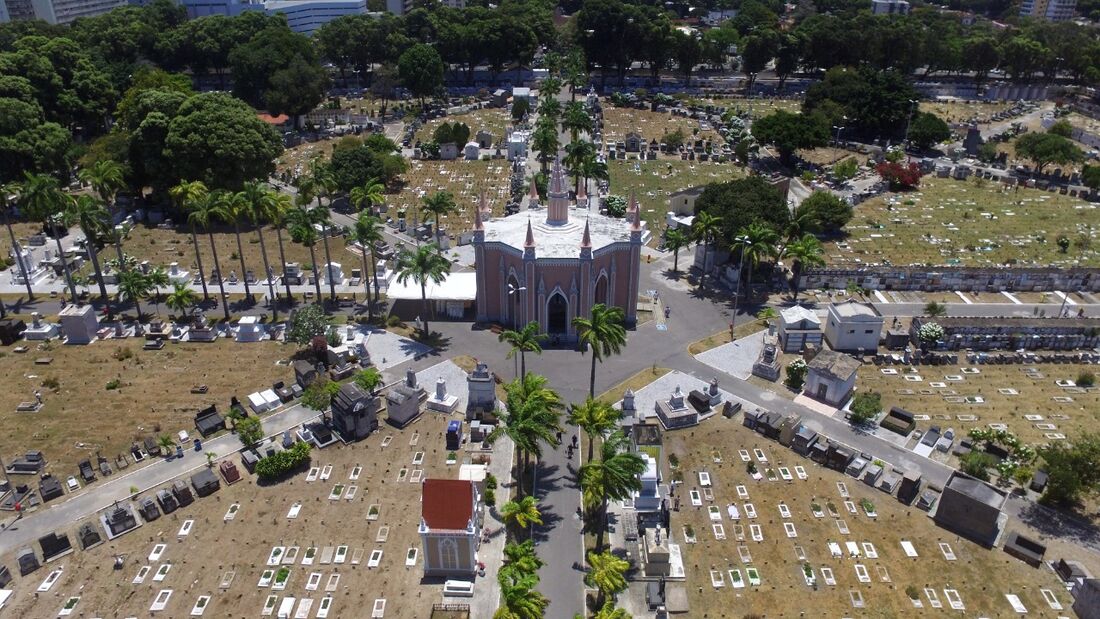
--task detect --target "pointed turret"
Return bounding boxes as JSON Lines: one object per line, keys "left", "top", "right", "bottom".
{"left": 627, "top": 191, "right": 639, "bottom": 215}
{"left": 528, "top": 178, "right": 540, "bottom": 207}
{"left": 576, "top": 180, "right": 588, "bottom": 209}
{"left": 580, "top": 217, "right": 592, "bottom": 249}
{"left": 474, "top": 201, "right": 484, "bottom": 231}
{"left": 631, "top": 200, "right": 643, "bottom": 232}
{"left": 524, "top": 218, "right": 536, "bottom": 248}
{"left": 546, "top": 158, "right": 570, "bottom": 225}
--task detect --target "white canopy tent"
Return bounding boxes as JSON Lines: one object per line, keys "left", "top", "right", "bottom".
{"left": 386, "top": 272, "right": 477, "bottom": 318}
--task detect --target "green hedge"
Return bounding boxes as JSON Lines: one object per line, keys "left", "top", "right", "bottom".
{"left": 255, "top": 442, "right": 312, "bottom": 479}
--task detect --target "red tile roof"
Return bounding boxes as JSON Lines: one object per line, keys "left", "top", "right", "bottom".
{"left": 257, "top": 113, "right": 290, "bottom": 125}
{"left": 422, "top": 479, "right": 474, "bottom": 530}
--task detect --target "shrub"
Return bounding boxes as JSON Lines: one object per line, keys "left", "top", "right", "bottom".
{"left": 105, "top": 378, "right": 121, "bottom": 390}
{"left": 484, "top": 488, "right": 496, "bottom": 507}
{"left": 959, "top": 451, "right": 996, "bottom": 481}
{"left": 917, "top": 322, "right": 944, "bottom": 346}
{"left": 485, "top": 473, "right": 497, "bottom": 490}
{"left": 113, "top": 347, "right": 133, "bottom": 361}
{"left": 849, "top": 392, "right": 881, "bottom": 425}
{"left": 875, "top": 161, "right": 922, "bottom": 190}
{"left": 1077, "top": 372, "right": 1095, "bottom": 388}
{"left": 255, "top": 442, "right": 312, "bottom": 479}
{"left": 42, "top": 377, "right": 60, "bottom": 391}
{"left": 785, "top": 358, "right": 808, "bottom": 390}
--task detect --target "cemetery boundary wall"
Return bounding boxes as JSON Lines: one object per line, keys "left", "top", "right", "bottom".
{"left": 801, "top": 266, "right": 1100, "bottom": 293}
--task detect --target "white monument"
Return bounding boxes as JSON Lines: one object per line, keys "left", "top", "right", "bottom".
{"left": 234, "top": 315, "right": 265, "bottom": 342}
{"left": 8, "top": 244, "right": 47, "bottom": 285}
{"left": 59, "top": 304, "right": 99, "bottom": 344}
{"left": 166, "top": 262, "right": 190, "bottom": 285}
{"left": 23, "top": 312, "right": 59, "bottom": 341}
{"left": 507, "top": 130, "right": 530, "bottom": 161}
{"left": 464, "top": 142, "right": 480, "bottom": 161}
{"left": 324, "top": 262, "right": 344, "bottom": 286}
{"left": 427, "top": 377, "right": 459, "bottom": 413}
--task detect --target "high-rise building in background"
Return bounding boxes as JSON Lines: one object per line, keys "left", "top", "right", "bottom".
{"left": 1019, "top": 0, "right": 1077, "bottom": 21}
{"left": 0, "top": 0, "right": 126, "bottom": 23}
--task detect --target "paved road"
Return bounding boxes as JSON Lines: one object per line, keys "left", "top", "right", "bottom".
{"left": 0, "top": 403, "right": 322, "bottom": 557}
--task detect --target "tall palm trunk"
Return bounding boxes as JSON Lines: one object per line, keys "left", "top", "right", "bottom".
{"left": 369, "top": 247, "right": 381, "bottom": 303}
{"left": 53, "top": 233, "right": 78, "bottom": 304}
{"left": 308, "top": 244, "right": 323, "bottom": 303}
{"left": 4, "top": 215, "right": 34, "bottom": 301}
{"left": 700, "top": 237, "right": 711, "bottom": 288}
{"left": 275, "top": 227, "right": 293, "bottom": 302}
{"left": 256, "top": 227, "right": 278, "bottom": 321}
{"left": 86, "top": 238, "right": 112, "bottom": 318}
{"left": 589, "top": 351, "right": 597, "bottom": 400}
{"left": 434, "top": 214, "right": 443, "bottom": 254}
{"left": 133, "top": 295, "right": 144, "bottom": 322}
{"left": 232, "top": 222, "right": 252, "bottom": 303}
{"left": 321, "top": 230, "right": 336, "bottom": 303}
{"left": 519, "top": 350, "right": 526, "bottom": 379}
{"left": 359, "top": 249, "right": 372, "bottom": 320}
{"left": 595, "top": 497, "right": 609, "bottom": 552}
{"left": 586, "top": 429, "right": 595, "bottom": 463}
{"left": 206, "top": 231, "right": 230, "bottom": 320}
{"left": 419, "top": 282, "right": 430, "bottom": 336}
{"left": 191, "top": 225, "right": 210, "bottom": 301}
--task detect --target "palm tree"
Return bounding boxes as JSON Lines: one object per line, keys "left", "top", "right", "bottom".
{"left": 785, "top": 200, "right": 821, "bottom": 244}
{"left": 350, "top": 211, "right": 385, "bottom": 308}
{"left": 313, "top": 205, "right": 339, "bottom": 304}
{"left": 573, "top": 303, "right": 627, "bottom": 399}
{"left": 580, "top": 152, "right": 609, "bottom": 198}
{"left": 500, "top": 495, "right": 543, "bottom": 535}
{"left": 267, "top": 191, "right": 295, "bottom": 303}
{"left": 564, "top": 140, "right": 595, "bottom": 194}
{"left": 691, "top": 210, "right": 722, "bottom": 288}
{"left": 580, "top": 430, "right": 645, "bottom": 552}
{"left": 420, "top": 190, "right": 458, "bottom": 253}
{"left": 187, "top": 191, "right": 231, "bottom": 320}
{"left": 170, "top": 181, "right": 211, "bottom": 303}
{"left": 1, "top": 186, "right": 34, "bottom": 301}
{"left": 498, "top": 320, "right": 546, "bottom": 378}
{"left": 216, "top": 190, "right": 253, "bottom": 303}
{"left": 165, "top": 282, "right": 198, "bottom": 318}
{"left": 924, "top": 301, "right": 947, "bottom": 318}
{"left": 78, "top": 160, "right": 126, "bottom": 209}
{"left": 782, "top": 234, "right": 824, "bottom": 300}
{"left": 733, "top": 222, "right": 780, "bottom": 300}
{"left": 531, "top": 121, "right": 560, "bottom": 173}
{"left": 537, "top": 95, "right": 560, "bottom": 122}
{"left": 569, "top": 397, "right": 620, "bottom": 463}
{"left": 394, "top": 243, "right": 451, "bottom": 337}
{"left": 591, "top": 601, "right": 632, "bottom": 619}
{"left": 350, "top": 177, "right": 385, "bottom": 214}
{"left": 495, "top": 570, "right": 549, "bottom": 619}
{"left": 502, "top": 540, "right": 544, "bottom": 576}
{"left": 664, "top": 227, "right": 690, "bottom": 273}
{"left": 117, "top": 270, "right": 151, "bottom": 320}
{"left": 562, "top": 101, "right": 591, "bottom": 143}
{"left": 240, "top": 183, "right": 279, "bottom": 320}
{"left": 300, "top": 161, "right": 340, "bottom": 304}
{"left": 287, "top": 205, "right": 325, "bottom": 303}
{"left": 585, "top": 550, "right": 629, "bottom": 609}
{"left": 565, "top": 55, "right": 587, "bottom": 102}
{"left": 157, "top": 434, "right": 175, "bottom": 454}
{"left": 65, "top": 195, "right": 112, "bottom": 312}
{"left": 18, "top": 172, "right": 77, "bottom": 303}
{"left": 147, "top": 266, "right": 169, "bottom": 315}
{"left": 489, "top": 373, "right": 563, "bottom": 496}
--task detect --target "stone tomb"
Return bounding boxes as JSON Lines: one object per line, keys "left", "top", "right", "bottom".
{"left": 23, "top": 312, "right": 59, "bottom": 341}
{"left": 59, "top": 304, "right": 99, "bottom": 344}
{"left": 426, "top": 377, "right": 459, "bottom": 413}
{"left": 386, "top": 369, "right": 427, "bottom": 428}
{"left": 465, "top": 362, "right": 497, "bottom": 421}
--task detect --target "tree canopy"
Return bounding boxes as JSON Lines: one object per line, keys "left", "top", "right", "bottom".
{"left": 693, "top": 176, "right": 789, "bottom": 249}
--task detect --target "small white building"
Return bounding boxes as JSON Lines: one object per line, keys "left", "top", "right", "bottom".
{"left": 804, "top": 350, "right": 861, "bottom": 407}
{"left": 59, "top": 304, "right": 99, "bottom": 345}
{"left": 464, "top": 141, "right": 480, "bottom": 161}
{"left": 512, "top": 87, "right": 531, "bottom": 104}
{"left": 633, "top": 453, "right": 663, "bottom": 512}
{"left": 235, "top": 315, "right": 265, "bottom": 342}
{"left": 824, "top": 301, "right": 884, "bottom": 354}
{"left": 507, "top": 130, "right": 529, "bottom": 162}
{"left": 778, "top": 305, "right": 822, "bottom": 353}
{"left": 419, "top": 479, "right": 481, "bottom": 578}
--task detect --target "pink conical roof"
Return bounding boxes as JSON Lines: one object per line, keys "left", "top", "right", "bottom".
{"left": 524, "top": 218, "right": 536, "bottom": 248}
{"left": 580, "top": 217, "right": 592, "bottom": 248}
{"left": 549, "top": 158, "right": 567, "bottom": 195}
{"left": 529, "top": 179, "right": 539, "bottom": 200}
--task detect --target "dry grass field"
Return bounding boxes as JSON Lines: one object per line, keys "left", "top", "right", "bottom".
{"left": 387, "top": 159, "right": 512, "bottom": 236}
{"left": 676, "top": 97, "right": 802, "bottom": 119}
{"left": 856, "top": 363, "right": 1100, "bottom": 448}
{"left": 607, "top": 159, "right": 744, "bottom": 232}
{"left": 919, "top": 100, "right": 1014, "bottom": 124}
{"left": 0, "top": 412, "right": 487, "bottom": 618}
{"left": 601, "top": 107, "right": 721, "bottom": 145}
{"left": 839, "top": 176, "right": 1100, "bottom": 267}
{"left": 665, "top": 419, "right": 1076, "bottom": 617}
{"left": 0, "top": 337, "right": 293, "bottom": 473}
{"left": 414, "top": 108, "right": 513, "bottom": 147}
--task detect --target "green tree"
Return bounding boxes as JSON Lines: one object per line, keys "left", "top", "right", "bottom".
{"left": 1014, "top": 132, "right": 1083, "bottom": 174}
{"left": 498, "top": 320, "right": 546, "bottom": 378}
{"left": 165, "top": 282, "right": 198, "bottom": 318}
{"left": 691, "top": 210, "right": 723, "bottom": 288}
{"left": 562, "top": 101, "right": 591, "bottom": 142}
{"left": 186, "top": 190, "right": 231, "bottom": 320}
{"left": 117, "top": 270, "right": 151, "bottom": 320}
{"left": 569, "top": 397, "right": 620, "bottom": 463}
{"left": 302, "top": 377, "right": 340, "bottom": 412}
{"left": 286, "top": 205, "right": 325, "bottom": 302}
{"left": 1048, "top": 119, "right": 1074, "bottom": 138}
{"left": 78, "top": 160, "right": 126, "bottom": 207}
{"left": 64, "top": 194, "right": 112, "bottom": 311}
{"left": 751, "top": 110, "right": 830, "bottom": 166}
{"left": 849, "top": 391, "right": 881, "bottom": 425}
{"left": 799, "top": 191, "right": 852, "bottom": 234}
{"left": 164, "top": 92, "right": 283, "bottom": 191}
{"left": 170, "top": 180, "right": 211, "bottom": 302}
{"left": 420, "top": 190, "right": 459, "bottom": 252}
{"left": 664, "top": 227, "right": 690, "bottom": 273}
{"left": 502, "top": 540, "right": 544, "bottom": 576}
{"left": 923, "top": 301, "right": 947, "bottom": 318}
{"left": 531, "top": 120, "right": 560, "bottom": 174}
{"left": 783, "top": 234, "right": 824, "bottom": 299}
{"left": 235, "top": 414, "right": 264, "bottom": 448}
{"left": 216, "top": 190, "right": 253, "bottom": 303}
{"left": 265, "top": 56, "right": 328, "bottom": 130}
{"left": 500, "top": 495, "right": 543, "bottom": 534}
{"left": 586, "top": 550, "right": 629, "bottom": 609}
{"left": 286, "top": 303, "right": 330, "bottom": 346}
{"left": 733, "top": 222, "right": 780, "bottom": 298}
{"left": 16, "top": 172, "right": 78, "bottom": 303}
{"left": 494, "top": 569, "right": 549, "bottom": 619}
{"left": 693, "top": 176, "right": 789, "bottom": 251}
{"left": 511, "top": 97, "right": 530, "bottom": 121}
{"left": 489, "top": 373, "right": 563, "bottom": 496}
{"left": 394, "top": 243, "right": 451, "bottom": 336}
{"left": 1037, "top": 433, "right": 1100, "bottom": 505}
{"left": 354, "top": 367, "right": 382, "bottom": 394}
{"left": 240, "top": 182, "right": 280, "bottom": 320}
{"left": 591, "top": 601, "right": 632, "bottom": 619}
{"left": 350, "top": 177, "right": 385, "bottom": 213}
{"left": 959, "top": 451, "right": 996, "bottom": 481}
{"left": 573, "top": 303, "right": 627, "bottom": 399}
{"left": 398, "top": 44, "right": 444, "bottom": 105}
{"left": 907, "top": 112, "right": 951, "bottom": 151}
{"left": 147, "top": 266, "right": 169, "bottom": 315}
{"left": 350, "top": 211, "right": 385, "bottom": 307}
{"left": 581, "top": 430, "right": 645, "bottom": 551}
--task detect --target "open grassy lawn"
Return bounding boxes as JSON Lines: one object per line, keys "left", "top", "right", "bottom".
{"left": 856, "top": 363, "right": 1100, "bottom": 448}
{"left": 0, "top": 410, "right": 484, "bottom": 619}
{"left": 674, "top": 96, "right": 802, "bottom": 119}
{"left": 275, "top": 138, "right": 341, "bottom": 177}
{"left": 666, "top": 418, "right": 1077, "bottom": 617}
{"left": 119, "top": 223, "right": 324, "bottom": 277}
{"left": 607, "top": 159, "right": 744, "bottom": 231}
{"left": 0, "top": 338, "right": 293, "bottom": 474}
{"left": 388, "top": 159, "right": 512, "bottom": 236}
{"left": 601, "top": 107, "right": 721, "bottom": 146}
{"left": 838, "top": 176, "right": 1100, "bottom": 267}
{"left": 414, "top": 107, "right": 513, "bottom": 147}
{"left": 919, "top": 100, "right": 1014, "bottom": 124}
